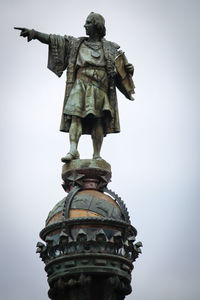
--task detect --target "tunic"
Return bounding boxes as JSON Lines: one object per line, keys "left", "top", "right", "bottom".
{"left": 47, "top": 34, "right": 134, "bottom": 135}
{"left": 64, "top": 41, "right": 112, "bottom": 120}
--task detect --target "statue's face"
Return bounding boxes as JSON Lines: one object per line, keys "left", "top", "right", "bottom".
{"left": 84, "top": 16, "right": 96, "bottom": 37}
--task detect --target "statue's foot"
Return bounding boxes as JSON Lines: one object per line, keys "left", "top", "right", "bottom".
{"left": 61, "top": 151, "right": 80, "bottom": 163}
{"left": 93, "top": 155, "right": 102, "bottom": 160}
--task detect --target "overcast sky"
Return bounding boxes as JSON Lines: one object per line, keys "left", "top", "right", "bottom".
{"left": 1, "top": 0, "right": 200, "bottom": 299}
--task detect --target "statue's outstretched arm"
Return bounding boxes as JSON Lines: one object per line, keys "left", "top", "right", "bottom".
{"left": 14, "top": 27, "right": 49, "bottom": 44}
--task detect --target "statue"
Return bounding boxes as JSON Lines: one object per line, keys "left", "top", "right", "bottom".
{"left": 14, "top": 12, "right": 135, "bottom": 162}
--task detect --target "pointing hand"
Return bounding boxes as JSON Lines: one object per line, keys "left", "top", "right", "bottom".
{"left": 14, "top": 27, "right": 33, "bottom": 42}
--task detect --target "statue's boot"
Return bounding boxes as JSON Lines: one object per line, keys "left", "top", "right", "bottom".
{"left": 61, "top": 116, "right": 82, "bottom": 163}
{"left": 93, "top": 154, "right": 102, "bottom": 160}
{"left": 61, "top": 150, "right": 80, "bottom": 163}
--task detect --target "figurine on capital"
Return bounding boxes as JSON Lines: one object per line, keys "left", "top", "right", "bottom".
{"left": 15, "top": 12, "right": 135, "bottom": 162}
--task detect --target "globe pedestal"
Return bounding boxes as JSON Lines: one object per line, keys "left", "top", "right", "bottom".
{"left": 37, "top": 160, "right": 142, "bottom": 300}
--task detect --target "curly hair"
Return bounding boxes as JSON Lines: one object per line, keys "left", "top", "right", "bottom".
{"left": 88, "top": 12, "right": 106, "bottom": 38}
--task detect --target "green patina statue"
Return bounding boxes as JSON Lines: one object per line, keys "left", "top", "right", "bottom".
{"left": 15, "top": 12, "right": 135, "bottom": 162}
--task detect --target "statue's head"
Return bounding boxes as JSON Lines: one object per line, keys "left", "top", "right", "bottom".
{"left": 84, "top": 12, "right": 106, "bottom": 38}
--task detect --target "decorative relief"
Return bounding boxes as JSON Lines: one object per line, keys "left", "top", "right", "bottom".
{"left": 36, "top": 228, "right": 142, "bottom": 264}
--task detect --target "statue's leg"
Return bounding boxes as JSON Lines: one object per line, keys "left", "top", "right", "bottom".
{"left": 61, "top": 116, "right": 82, "bottom": 162}
{"left": 69, "top": 116, "right": 82, "bottom": 154}
{"left": 92, "top": 118, "right": 104, "bottom": 160}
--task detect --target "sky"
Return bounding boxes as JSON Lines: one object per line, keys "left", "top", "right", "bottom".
{"left": 1, "top": 0, "right": 200, "bottom": 299}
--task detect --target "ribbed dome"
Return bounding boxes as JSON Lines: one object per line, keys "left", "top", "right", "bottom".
{"left": 46, "top": 189, "right": 123, "bottom": 226}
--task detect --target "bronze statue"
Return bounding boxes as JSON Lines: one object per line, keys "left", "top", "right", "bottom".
{"left": 15, "top": 12, "right": 135, "bottom": 162}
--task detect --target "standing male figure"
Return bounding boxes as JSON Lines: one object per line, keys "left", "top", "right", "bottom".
{"left": 15, "top": 12, "right": 135, "bottom": 162}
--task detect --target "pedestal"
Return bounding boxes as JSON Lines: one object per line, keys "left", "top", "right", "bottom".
{"left": 37, "top": 159, "right": 142, "bottom": 300}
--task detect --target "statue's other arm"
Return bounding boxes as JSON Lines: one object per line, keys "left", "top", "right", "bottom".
{"left": 14, "top": 27, "right": 49, "bottom": 44}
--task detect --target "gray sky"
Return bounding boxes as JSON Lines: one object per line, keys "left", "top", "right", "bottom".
{"left": 1, "top": 0, "right": 200, "bottom": 299}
